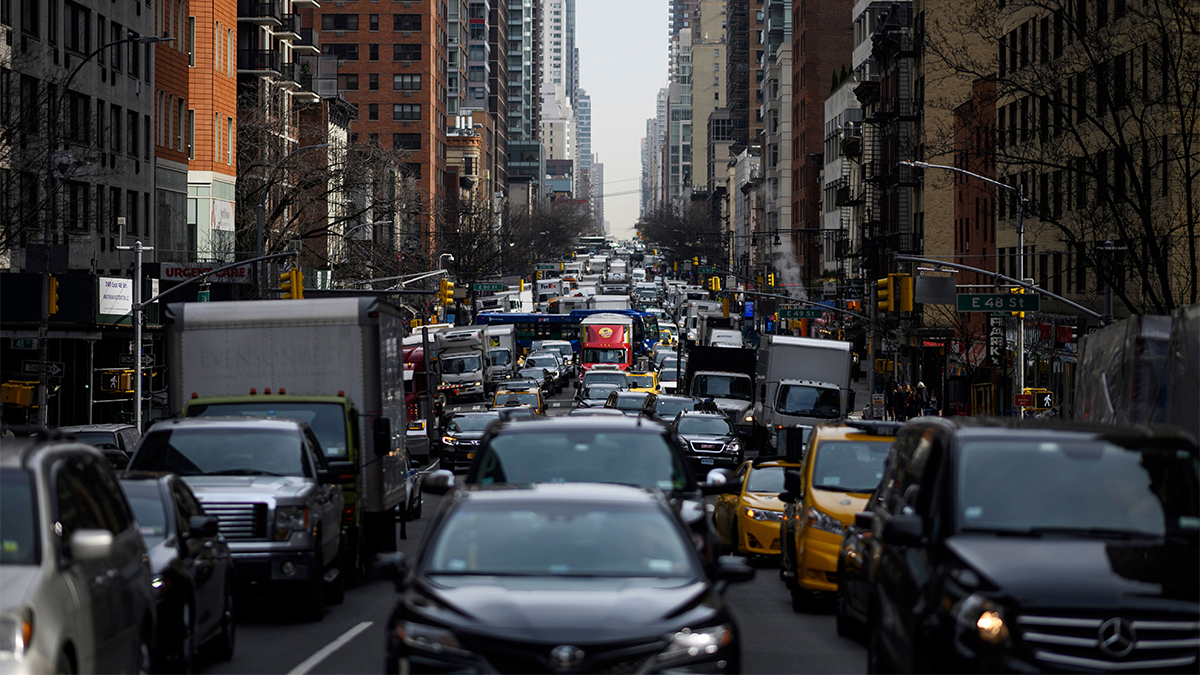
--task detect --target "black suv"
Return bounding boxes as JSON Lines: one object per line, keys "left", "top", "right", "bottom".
{"left": 439, "top": 411, "right": 501, "bottom": 471}
{"left": 641, "top": 394, "right": 707, "bottom": 424}
{"left": 670, "top": 411, "right": 743, "bottom": 473}
{"left": 863, "top": 418, "right": 1199, "bottom": 674}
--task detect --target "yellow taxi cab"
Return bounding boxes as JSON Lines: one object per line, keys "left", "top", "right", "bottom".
{"left": 779, "top": 420, "right": 898, "bottom": 611}
{"left": 712, "top": 457, "right": 803, "bottom": 556}
{"left": 490, "top": 385, "right": 545, "bottom": 415}
{"left": 657, "top": 329, "right": 675, "bottom": 346}
{"left": 625, "top": 371, "right": 660, "bottom": 394}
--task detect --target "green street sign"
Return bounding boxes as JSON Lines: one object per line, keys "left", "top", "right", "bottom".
{"left": 197, "top": 290, "right": 211, "bottom": 302}
{"left": 473, "top": 283, "right": 504, "bottom": 292}
{"left": 9, "top": 338, "right": 36, "bottom": 350}
{"left": 956, "top": 293, "right": 1040, "bottom": 312}
{"left": 698, "top": 267, "right": 717, "bottom": 274}
{"left": 779, "top": 308, "right": 822, "bottom": 319}
{"left": 535, "top": 263, "right": 560, "bottom": 271}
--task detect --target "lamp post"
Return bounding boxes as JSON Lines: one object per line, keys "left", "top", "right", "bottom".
{"left": 255, "top": 142, "right": 331, "bottom": 295}
{"left": 34, "top": 34, "right": 174, "bottom": 427}
{"left": 902, "top": 159, "right": 1027, "bottom": 417}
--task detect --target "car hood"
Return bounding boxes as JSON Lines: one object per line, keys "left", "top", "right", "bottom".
{"left": 742, "top": 492, "right": 785, "bottom": 512}
{"left": 446, "top": 431, "right": 486, "bottom": 442}
{"left": 411, "top": 577, "right": 718, "bottom": 643}
{"left": 709, "top": 399, "right": 752, "bottom": 414}
{"left": 0, "top": 565, "right": 41, "bottom": 610}
{"left": 183, "top": 475, "right": 316, "bottom": 500}
{"left": 946, "top": 536, "right": 1200, "bottom": 607}
{"left": 809, "top": 488, "right": 871, "bottom": 524}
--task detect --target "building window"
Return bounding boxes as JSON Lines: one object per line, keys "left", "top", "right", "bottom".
{"left": 393, "top": 14, "right": 420, "bottom": 31}
{"left": 188, "top": 16, "right": 195, "bottom": 65}
{"left": 338, "top": 73, "right": 360, "bottom": 91}
{"left": 393, "top": 133, "right": 421, "bottom": 150}
{"left": 322, "top": 14, "right": 359, "bottom": 30}
{"left": 325, "top": 43, "right": 360, "bottom": 61}
{"left": 64, "top": 2, "right": 91, "bottom": 54}
{"left": 227, "top": 116, "right": 234, "bottom": 164}
{"left": 369, "top": 43, "right": 379, "bottom": 60}
{"left": 393, "top": 103, "right": 421, "bottom": 120}
{"left": 393, "top": 73, "right": 421, "bottom": 90}
{"left": 393, "top": 43, "right": 421, "bottom": 61}
{"left": 369, "top": 13, "right": 379, "bottom": 30}
{"left": 187, "top": 108, "right": 194, "bottom": 158}
{"left": 369, "top": 103, "right": 379, "bottom": 120}
{"left": 369, "top": 73, "right": 379, "bottom": 90}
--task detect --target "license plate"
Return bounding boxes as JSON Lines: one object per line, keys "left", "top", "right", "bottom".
{"left": 467, "top": 453, "right": 475, "bottom": 459}
{"left": 701, "top": 458, "right": 714, "bottom": 465}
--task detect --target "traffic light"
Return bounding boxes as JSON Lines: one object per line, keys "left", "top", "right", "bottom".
{"left": 1010, "top": 286, "right": 1025, "bottom": 318}
{"left": 876, "top": 276, "right": 895, "bottom": 312}
{"left": 47, "top": 275, "right": 59, "bottom": 315}
{"left": 706, "top": 276, "right": 721, "bottom": 291}
{"left": 898, "top": 273, "right": 914, "bottom": 312}
{"left": 439, "top": 278, "right": 454, "bottom": 306}
{"left": 767, "top": 273, "right": 776, "bottom": 287}
{"left": 279, "top": 268, "right": 304, "bottom": 299}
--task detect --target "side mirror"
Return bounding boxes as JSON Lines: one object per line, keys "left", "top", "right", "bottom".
{"left": 854, "top": 510, "right": 875, "bottom": 530}
{"left": 373, "top": 418, "right": 392, "bottom": 457}
{"left": 189, "top": 515, "right": 220, "bottom": 538}
{"left": 424, "top": 469, "right": 456, "bottom": 495}
{"left": 319, "top": 461, "right": 358, "bottom": 485}
{"left": 372, "top": 552, "right": 408, "bottom": 591}
{"left": 882, "top": 513, "right": 924, "bottom": 547}
{"left": 713, "top": 555, "right": 755, "bottom": 586}
{"left": 70, "top": 529, "right": 114, "bottom": 561}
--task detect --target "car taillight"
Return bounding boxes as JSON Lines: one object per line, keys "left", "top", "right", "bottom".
{"left": 342, "top": 506, "right": 356, "bottom": 527}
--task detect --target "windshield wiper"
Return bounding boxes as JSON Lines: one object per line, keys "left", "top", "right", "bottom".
{"left": 205, "top": 468, "right": 284, "bottom": 476}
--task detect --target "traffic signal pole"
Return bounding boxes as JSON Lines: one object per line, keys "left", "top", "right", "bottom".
{"left": 115, "top": 241, "right": 153, "bottom": 433}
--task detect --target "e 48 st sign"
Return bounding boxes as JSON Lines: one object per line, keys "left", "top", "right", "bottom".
{"left": 957, "top": 293, "right": 1040, "bottom": 312}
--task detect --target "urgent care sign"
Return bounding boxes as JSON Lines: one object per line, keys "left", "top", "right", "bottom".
{"left": 160, "top": 262, "right": 252, "bottom": 284}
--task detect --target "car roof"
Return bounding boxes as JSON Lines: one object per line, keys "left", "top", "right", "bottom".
{"left": 612, "top": 390, "right": 650, "bottom": 398}
{"left": 451, "top": 411, "right": 502, "bottom": 418}
{"left": 490, "top": 415, "right": 667, "bottom": 433}
{"left": 59, "top": 423, "right": 134, "bottom": 432}
{"left": 1, "top": 436, "right": 106, "bottom": 470}
{"left": 652, "top": 394, "right": 698, "bottom": 403}
{"left": 675, "top": 410, "right": 728, "bottom": 419}
{"left": 143, "top": 416, "right": 307, "bottom": 432}
{"left": 809, "top": 422, "right": 900, "bottom": 444}
{"left": 458, "top": 482, "right": 665, "bottom": 506}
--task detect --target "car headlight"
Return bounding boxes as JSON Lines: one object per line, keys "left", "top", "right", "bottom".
{"left": 743, "top": 506, "right": 785, "bottom": 522}
{"left": 657, "top": 624, "right": 733, "bottom": 664}
{"left": 806, "top": 507, "right": 844, "bottom": 535}
{"left": 274, "top": 506, "right": 310, "bottom": 541}
{"left": 744, "top": 412, "right": 754, "bottom": 422}
{"left": 441, "top": 435, "right": 458, "bottom": 445}
{"left": 725, "top": 440, "right": 741, "bottom": 454}
{"left": 0, "top": 608, "right": 34, "bottom": 660}
{"left": 396, "top": 621, "right": 472, "bottom": 658}
{"left": 953, "top": 593, "right": 1010, "bottom": 646}
{"left": 150, "top": 575, "right": 169, "bottom": 597}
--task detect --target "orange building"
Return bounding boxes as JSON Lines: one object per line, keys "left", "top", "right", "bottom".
{"left": 186, "top": 0, "right": 239, "bottom": 261}
{"left": 154, "top": 0, "right": 193, "bottom": 261}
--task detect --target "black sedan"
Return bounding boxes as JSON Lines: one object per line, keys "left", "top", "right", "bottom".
{"left": 517, "top": 367, "right": 555, "bottom": 394}
{"left": 670, "top": 411, "right": 744, "bottom": 472}
{"left": 604, "top": 390, "right": 652, "bottom": 416}
{"left": 440, "top": 411, "right": 501, "bottom": 471}
{"left": 120, "top": 472, "right": 236, "bottom": 671}
{"left": 576, "top": 383, "right": 621, "bottom": 408}
{"left": 381, "top": 483, "right": 753, "bottom": 673}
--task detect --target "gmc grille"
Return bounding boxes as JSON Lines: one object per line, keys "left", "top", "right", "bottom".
{"left": 203, "top": 502, "right": 269, "bottom": 541}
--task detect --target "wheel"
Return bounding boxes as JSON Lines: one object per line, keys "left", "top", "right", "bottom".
{"left": 299, "top": 547, "right": 326, "bottom": 622}
{"left": 412, "top": 483, "right": 423, "bottom": 519}
{"left": 55, "top": 649, "right": 76, "bottom": 675}
{"left": 343, "top": 527, "right": 362, "bottom": 589}
{"left": 208, "top": 582, "right": 235, "bottom": 662}
{"left": 726, "top": 520, "right": 741, "bottom": 556}
{"left": 326, "top": 539, "right": 346, "bottom": 606}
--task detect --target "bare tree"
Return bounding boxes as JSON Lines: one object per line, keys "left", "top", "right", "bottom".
{"left": 635, "top": 201, "right": 724, "bottom": 262}
{"left": 923, "top": 0, "right": 1199, "bottom": 314}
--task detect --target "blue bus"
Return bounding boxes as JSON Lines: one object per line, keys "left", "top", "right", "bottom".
{"left": 567, "top": 309, "right": 659, "bottom": 355}
{"left": 475, "top": 313, "right": 583, "bottom": 354}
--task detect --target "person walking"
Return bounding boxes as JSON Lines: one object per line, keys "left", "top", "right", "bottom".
{"left": 892, "top": 384, "right": 908, "bottom": 422}
{"left": 905, "top": 385, "right": 922, "bottom": 420}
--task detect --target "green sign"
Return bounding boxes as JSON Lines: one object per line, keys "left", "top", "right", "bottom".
{"left": 473, "top": 283, "right": 504, "bottom": 292}
{"left": 779, "top": 308, "right": 822, "bottom": 319}
{"left": 9, "top": 338, "right": 36, "bottom": 350}
{"left": 535, "top": 263, "right": 560, "bottom": 271}
{"left": 956, "top": 293, "right": 1040, "bottom": 312}
{"left": 698, "top": 267, "right": 717, "bottom": 274}
{"left": 197, "top": 290, "right": 211, "bottom": 302}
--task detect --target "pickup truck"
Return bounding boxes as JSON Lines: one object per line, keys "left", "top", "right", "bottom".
{"left": 128, "top": 417, "right": 353, "bottom": 621}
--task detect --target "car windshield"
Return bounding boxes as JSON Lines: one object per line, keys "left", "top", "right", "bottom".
{"left": 121, "top": 481, "right": 169, "bottom": 547}
{"left": 677, "top": 417, "right": 734, "bottom": 436}
{"left": 425, "top": 501, "right": 698, "bottom": 578}
{"left": 0, "top": 470, "right": 39, "bottom": 565}
{"left": 654, "top": 398, "right": 697, "bottom": 419}
{"left": 583, "top": 348, "right": 626, "bottom": 364}
{"left": 585, "top": 373, "right": 627, "bottom": 387}
{"left": 528, "top": 357, "right": 557, "bottom": 369}
{"left": 448, "top": 414, "right": 501, "bottom": 433}
{"left": 129, "top": 427, "right": 310, "bottom": 477}
{"left": 583, "top": 385, "right": 620, "bottom": 400}
{"left": 627, "top": 375, "right": 655, "bottom": 389}
{"left": 956, "top": 439, "right": 1200, "bottom": 537}
{"left": 692, "top": 375, "right": 753, "bottom": 401}
{"left": 187, "top": 401, "right": 348, "bottom": 459}
{"left": 811, "top": 440, "right": 891, "bottom": 493}
{"left": 777, "top": 385, "right": 841, "bottom": 418}
{"left": 518, "top": 368, "right": 548, "bottom": 380}
{"left": 658, "top": 370, "right": 678, "bottom": 382}
{"left": 610, "top": 395, "right": 646, "bottom": 411}
{"left": 495, "top": 392, "right": 540, "bottom": 407}
{"left": 442, "top": 355, "right": 482, "bottom": 375}
{"left": 746, "top": 466, "right": 786, "bottom": 493}
{"left": 68, "top": 431, "right": 120, "bottom": 449}
{"left": 489, "top": 350, "right": 511, "bottom": 366}
{"left": 549, "top": 344, "right": 574, "bottom": 359}
{"left": 474, "top": 430, "right": 691, "bottom": 491}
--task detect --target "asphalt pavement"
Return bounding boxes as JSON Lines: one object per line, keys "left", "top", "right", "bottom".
{"left": 199, "top": 384, "right": 867, "bottom": 674}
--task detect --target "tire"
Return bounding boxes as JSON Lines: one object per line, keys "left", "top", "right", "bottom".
{"left": 343, "top": 527, "right": 362, "bottom": 589}
{"left": 412, "top": 483, "right": 423, "bottom": 520}
{"left": 55, "top": 649, "right": 76, "bottom": 675}
{"left": 208, "top": 582, "right": 235, "bottom": 662}
{"left": 326, "top": 539, "right": 346, "bottom": 606}
{"left": 727, "top": 520, "right": 740, "bottom": 556}
{"left": 299, "top": 547, "right": 326, "bottom": 623}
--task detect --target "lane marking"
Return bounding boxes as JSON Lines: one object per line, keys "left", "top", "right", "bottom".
{"left": 287, "top": 621, "right": 374, "bottom": 675}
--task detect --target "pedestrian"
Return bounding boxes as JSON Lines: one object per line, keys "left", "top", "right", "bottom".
{"left": 916, "top": 381, "right": 929, "bottom": 414}
{"left": 905, "top": 385, "right": 922, "bottom": 420}
{"left": 929, "top": 391, "right": 941, "bottom": 416}
{"left": 892, "top": 384, "right": 908, "bottom": 422}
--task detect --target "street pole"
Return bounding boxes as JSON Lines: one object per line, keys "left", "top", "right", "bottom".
{"left": 1015, "top": 184, "right": 1025, "bottom": 419}
{"left": 116, "top": 240, "right": 153, "bottom": 432}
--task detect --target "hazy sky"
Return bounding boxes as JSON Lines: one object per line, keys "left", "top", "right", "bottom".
{"left": 576, "top": 0, "right": 668, "bottom": 240}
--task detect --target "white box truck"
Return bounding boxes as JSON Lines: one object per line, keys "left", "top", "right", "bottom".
{"left": 483, "top": 324, "right": 517, "bottom": 390}
{"left": 751, "top": 335, "right": 856, "bottom": 450}
{"left": 433, "top": 328, "right": 486, "bottom": 402}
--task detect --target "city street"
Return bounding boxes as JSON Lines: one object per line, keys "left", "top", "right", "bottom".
{"left": 202, "top": 385, "right": 867, "bottom": 675}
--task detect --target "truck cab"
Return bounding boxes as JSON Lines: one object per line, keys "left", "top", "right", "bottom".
{"left": 483, "top": 325, "right": 517, "bottom": 391}
{"left": 579, "top": 314, "right": 634, "bottom": 382}
{"left": 434, "top": 328, "right": 486, "bottom": 402}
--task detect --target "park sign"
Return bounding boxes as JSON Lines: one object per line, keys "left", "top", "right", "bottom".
{"left": 957, "top": 293, "right": 1040, "bottom": 312}
{"left": 473, "top": 283, "right": 504, "bottom": 292}
{"left": 779, "top": 308, "right": 822, "bottom": 319}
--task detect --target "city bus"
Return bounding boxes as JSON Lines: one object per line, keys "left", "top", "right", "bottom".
{"left": 568, "top": 309, "right": 659, "bottom": 356}
{"left": 474, "top": 312, "right": 582, "bottom": 355}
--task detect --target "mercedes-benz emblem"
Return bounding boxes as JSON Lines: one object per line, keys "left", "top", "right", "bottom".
{"left": 549, "top": 645, "right": 585, "bottom": 672}
{"left": 1097, "top": 617, "right": 1137, "bottom": 658}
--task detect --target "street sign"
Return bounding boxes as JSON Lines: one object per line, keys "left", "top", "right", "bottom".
{"left": 823, "top": 282, "right": 837, "bottom": 297}
{"left": 871, "top": 394, "right": 885, "bottom": 419}
{"left": 779, "top": 308, "right": 822, "bottom": 319}
{"left": 473, "top": 283, "right": 504, "bottom": 292}
{"left": 21, "top": 360, "right": 65, "bottom": 378}
{"left": 1014, "top": 394, "right": 1034, "bottom": 407}
{"left": 119, "top": 354, "right": 155, "bottom": 367}
{"left": 957, "top": 293, "right": 1040, "bottom": 312}
{"left": 197, "top": 289, "right": 211, "bottom": 302}
{"left": 9, "top": 338, "right": 36, "bottom": 350}
{"left": 698, "top": 267, "right": 717, "bottom": 274}
{"left": 535, "top": 263, "right": 560, "bottom": 271}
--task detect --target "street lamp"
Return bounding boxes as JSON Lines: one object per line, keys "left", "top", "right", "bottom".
{"left": 255, "top": 142, "right": 331, "bottom": 293}
{"left": 34, "top": 34, "right": 175, "bottom": 428}
{"left": 902, "top": 159, "right": 1028, "bottom": 417}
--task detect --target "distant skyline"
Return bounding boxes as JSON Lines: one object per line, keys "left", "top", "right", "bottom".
{"left": 577, "top": 0, "right": 667, "bottom": 240}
